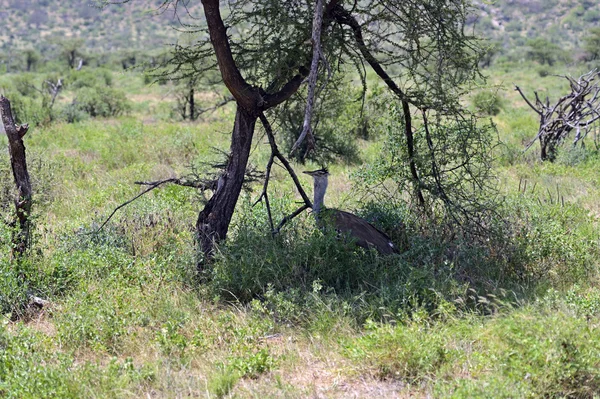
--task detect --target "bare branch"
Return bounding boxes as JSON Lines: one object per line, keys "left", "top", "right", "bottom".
{"left": 96, "top": 176, "right": 219, "bottom": 233}
{"left": 290, "top": 0, "right": 325, "bottom": 157}
{"left": 514, "top": 85, "right": 543, "bottom": 116}
{"left": 257, "top": 112, "right": 312, "bottom": 234}
{"left": 259, "top": 113, "right": 312, "bottom": 207}
{"left": 273, "top": 204, "right": 311, "bottom": 234}
{"left": 95, "top": 180, "right": 172, "bottom": 233}
{"left": 518, "top": 70, "right": 600, "bottom": 160}
{"left": 196, "top": 95, "right": 234, "bottom": 119}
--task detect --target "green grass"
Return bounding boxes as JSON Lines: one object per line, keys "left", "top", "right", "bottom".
{"left": 1, "top": 61, "right": 600, "bottom": 398}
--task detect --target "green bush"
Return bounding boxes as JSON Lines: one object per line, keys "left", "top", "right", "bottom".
{"left": 555, "top": 145, "right": 591, "bottom": 166}
{"left": 498, "top": 193, "right": 597, "bottom": 286}
{"left": 208, "top": 187, "right": 599, "bottom": 324}
{"left": 68, "top": 68, "right": 113, "bottom": 89}
{"left": 74, "top": 85, "right": 131, "bottom": 118}
{"left": 0, "top": 89, "right": 51, "bottom": 126}
{"left": 60, "top": 102, "right": 89, "bottom": 123}
{"left": 472, "top": 90, "right": 504, "bottom": 116}
{"left": 537, "top": 65, "right": 551, "bottom": 77}
{"left": 347, "top": 306, "right": 600, "bottom": 396}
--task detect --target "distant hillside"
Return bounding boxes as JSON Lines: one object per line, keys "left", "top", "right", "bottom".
{"left": 1, "top": 0, "right": 599, "bottom": 59}
{"left": 472, "top": 0, "right": 600, "bottom": 56}
{"left": 0, "top": 0, "right": 203, "bottom": 54}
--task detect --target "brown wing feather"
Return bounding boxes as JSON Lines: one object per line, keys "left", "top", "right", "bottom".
{"left": 330, "top": 209, "right": 399, "bottom": 254}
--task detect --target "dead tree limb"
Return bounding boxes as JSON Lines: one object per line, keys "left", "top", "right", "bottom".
{"left": 45, "top": 79, "right": 63, "bottom": 110}
{"left": 516, "top": 70, "right": 600, "bottom": 161}
{"left": 0, "top": 96, "right": 32, "bottom": 258}
{"left": 196, "top": 96, "right": 234, "bottom": 119}
{"left": 290, "top": 0, "right": 325, "bottom": 157}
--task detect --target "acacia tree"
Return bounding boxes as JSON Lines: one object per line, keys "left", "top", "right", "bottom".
{"left": 115, "top": 0, "right": 486, "bottom": 265}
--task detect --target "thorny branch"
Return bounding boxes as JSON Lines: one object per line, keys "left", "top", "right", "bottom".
{"left": 332, "top": 4, "right": 426, "bottom": 208}
{"left": 95, "top": 159, "right": 264, "bottom": 234}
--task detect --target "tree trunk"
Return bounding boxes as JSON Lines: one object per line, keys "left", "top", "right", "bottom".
{"left": 0, "top": 96, "right": 32, "bottom": 258}
{"left": 196, "top": 105, "right": 257, "bottom": 266}
{"left": 189, "top": 85, "right": 195, "bottom": 121}
{"left": 540, "top": 135, "right": 556, "bottom": 162}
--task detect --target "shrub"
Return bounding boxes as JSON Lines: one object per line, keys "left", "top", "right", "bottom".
{"left": 472, "top": 90, "right": 503, "bottom": 116}
{"left": 537, "top": 65, "right": 551, "bottom": 77}
{"left": 0, "top": 89, "right": 50, "bottom": 126}
{"left": 555, "top": 145, "right": 590, "bottom": 166}
{"left": 74, "top": 85, "right": 131, "bottom": 118}
{"left": 68, "top": 68, "right": 113, "bottom": 89}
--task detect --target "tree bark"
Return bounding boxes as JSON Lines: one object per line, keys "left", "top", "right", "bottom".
{"left": 196, "top": 105, "right": 257, "bottom": 264}
{"left": 0, "top": 96, "right": 32, "bottom": 258}
{"left": 189, "top": 85, "right": 195, "bottom": 121}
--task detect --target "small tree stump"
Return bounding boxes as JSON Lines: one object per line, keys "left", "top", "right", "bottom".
{"left": 0, "top": 96, "right": 32, "bottom": 258}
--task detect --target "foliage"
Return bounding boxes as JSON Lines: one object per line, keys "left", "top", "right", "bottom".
{"left": 0, "top": 90, "right": 597, "bottom": 395}
{"left": 526, "top": 38, "right": 566, "bottom": 66}
{"left": 472, "top": 90, "right": 504, "bottom": 116}
{"left": 73, "top": 85, "right": 131, "bottom": 118}
{"left": 0, "top": 2, "right": 599, "bottom": 396}
{"left": 583, "top": 27, "right": 600, "bottom": 61}
{"left": 68, "top": 68, "right": 112, "bottom": 89}
{"left": 347, "top": 304, "right": 600, "bottom": 397}
{"left": 0, "top": 75, "right": 53, "bottom": 125}
{"left": 355, "top": 103, "right": 498, "bottom": 232}
{"left": 208, "top": 189, "right": 598, "bottom": 323}
{"left": 269, "top": 77, "right": 367, "bottom": 164}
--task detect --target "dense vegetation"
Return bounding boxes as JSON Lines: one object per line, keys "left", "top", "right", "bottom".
{"left": 1, "top": 1, "right": 600, "bottom": 398}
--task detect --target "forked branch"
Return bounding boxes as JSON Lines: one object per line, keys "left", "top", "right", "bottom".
{"left": 257, "top": 113, "right": 312, "bottom": 234}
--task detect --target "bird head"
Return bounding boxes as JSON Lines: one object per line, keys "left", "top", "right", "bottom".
{"left": 303, "top": 168, "right": 329, "bottom": 178}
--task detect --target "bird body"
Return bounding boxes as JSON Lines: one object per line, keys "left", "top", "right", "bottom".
{"left": 303, "top": 169, "right": 400, "bottom": 255}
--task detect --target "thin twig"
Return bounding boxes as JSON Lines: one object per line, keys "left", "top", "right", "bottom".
{"left": 95, "top": 176, "right": 217, "bottom": 233}
{"left": 253, "top": 153, "right": 276, "bottom": 233}
{"left": 94, "top": 180, "right": 170, "bottom": 233}
{"left": 259, "top": 113, "right": 312, "bottom": 207}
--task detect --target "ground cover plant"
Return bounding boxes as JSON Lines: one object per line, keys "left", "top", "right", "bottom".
{"left": 1, "top": 1, "right": 600, "bottom": 398}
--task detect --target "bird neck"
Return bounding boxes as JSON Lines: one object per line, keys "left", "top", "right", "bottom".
{"left": 312, "top": 176, "right": 328, "bottom": 215}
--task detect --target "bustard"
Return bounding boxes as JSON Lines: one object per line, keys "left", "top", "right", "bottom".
{"left": 303, "top": 168, "right": 400, "bottom": 255}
